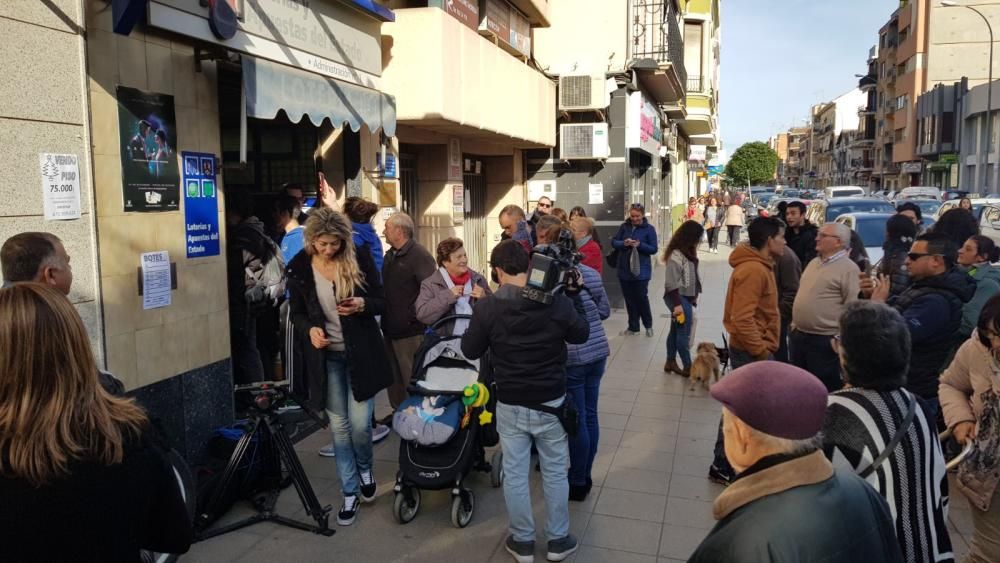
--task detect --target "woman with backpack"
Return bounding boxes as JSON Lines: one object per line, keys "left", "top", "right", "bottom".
{"left": 286, "top": 208, "right": 393, "bottom": 527}
{"left": 611, "top": 203, "right": 659, "bottom": 337}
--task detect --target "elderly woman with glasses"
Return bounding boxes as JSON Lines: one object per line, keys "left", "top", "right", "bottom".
{"left": 611, "top": 203, "right": 659, "bottom": 336}
{"left": 823, "top": 301, "right": 951, "bottom": 563}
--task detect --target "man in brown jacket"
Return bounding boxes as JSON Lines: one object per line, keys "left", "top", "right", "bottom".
{"left": 710, "top": 216, "right": 785, "bottom": 485}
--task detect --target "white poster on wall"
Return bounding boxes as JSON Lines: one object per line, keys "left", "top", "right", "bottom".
{"left": 39, "top": 153, "right": 81, "bottom": 221}
{"left": 527, "top": 180, "right": 557, "bottom": 201}
{"left": 141, "top": 251, "right": 172, "bottom": 310}
{"left": 588, "top": 183, "right": 604, "bottom": 205}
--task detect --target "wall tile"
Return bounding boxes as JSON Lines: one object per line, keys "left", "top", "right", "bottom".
{"left": 106, "top": 331, "right": 137, "bottom": 389}
{"left": 171, "top": 49, "right": 198, "bottom": 109}
{"left": 145, "top": 42, "right": 175, "bottom": 96}
{"left": 0, "top": 0, "right": 82, "bottom": 32}
{"left": 0, "top": 19, "right": 84, "bottom": 124}
{"left": 162, "top": 318, "right": 192, "bottom": 377}
{"left": 87, "top": 29, "right": 119, "bottom": 96}
{"left": 93, "top": 153, "right": 125, "bottom": 217}
{"left": 135, "top": 324, "right": 170, "bottom": 385}
{"left": 116, "top": 35, "right": 148, "bottom": 91}
{"left": 84, "top": 0, "right": 113, "bottom": 33}
{"left": 101, "top": 272, "right": 137, "bottom": 337}
{"left": 76, "top": 299, "right": 104, "bottom": 365}
{"left": 90, "top": 86, "right": 120, "bottom": 157}
{"left": 175, "top": 105, "right": 200, "bottom": 154}
{"left": 0, "top": 119, "right": 91, "bottom": 219}
{"left": 207, "top": 308, "right": 231, "bottom": 363}
{"left": 194, "top": 61, "right": 218, "bottom": 112}
{"left": 187, "top": 314, "right": 212, "bottom": 370}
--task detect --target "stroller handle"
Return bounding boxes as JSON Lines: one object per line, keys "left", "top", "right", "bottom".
{"left": 428, "top": 314, "right": 473, "bottom": 331}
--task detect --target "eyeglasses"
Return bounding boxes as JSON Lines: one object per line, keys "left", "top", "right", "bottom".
{"left": 907, "top": 252, "right": 942, "bottom": 261}
{"left": 538, "top": 202, "right": 552, "bottom": 208}
{"left": 817, "top": 233, "right": 838, "bottom": 239}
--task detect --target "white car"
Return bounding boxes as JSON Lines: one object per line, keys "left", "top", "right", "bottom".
{"left": 894, "top": 186, "right": 942, "bottom": 201}
{"left": 935, "top": 197, "right": 1000, "bottom": 222}
{"left": 823, "top": 186, "right": 867, "bottom": 199}
{"left": 834, "top": 213, "right": 891, "bottom": 267}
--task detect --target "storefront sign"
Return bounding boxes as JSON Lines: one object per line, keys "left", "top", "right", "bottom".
{"left": 141, "top": 251, "right": 172, "bottom": 310}
{"left": 625, "top": 91, "right": 662, "bottom": 156}
{"left": 376, "top": 152, "right": 398, "bottom": 179}
{"left": 480, "top": 0, "right": 510, "bottom": 40}
{"left": 116, "top": 86, "right": 180, "bottom": 212}
{"left": 901, "top": 161, "right": 922, "bottom": 174}
{"left": 708, "top": 164, "right": 724, "bottom": 177}
{"left": 507, "top": 6, "right": 530, "bottom": 57}
{"left": 441, "top": 0, "right": 479, "bottom": 30}
{"left": 181, "top": 151, "right": 220, "bottom": 258}
{"left": 689, "top": 145, "right": 708, "bottom": 162}
{"left": 452, "top": 184, "right": 465, "bottom": 221}
{"left": 39, "top": 153, "right": 81, "bottom": 221}
{"left": 448, "top": 138, "right": 462, "bottom": 181}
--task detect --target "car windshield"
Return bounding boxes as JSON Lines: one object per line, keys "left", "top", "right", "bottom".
{"left": 830, "top": 189, "right": 863, "bottom": 198}
{"left": 756, "top": 194, "right": 774, "bottom": 206}
{"left": 913, "top": 200, "right": 942, "bottom": 216}
{"left": 825, "top": 201, "right": 895, "bottom": 221}
{"left": 852, "top": 217, "right": 887, "bottom": 248}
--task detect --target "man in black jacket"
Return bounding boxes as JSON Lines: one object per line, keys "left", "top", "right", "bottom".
{"left": 871, "top": 232, "right": 975, "bottom": 415}
{"left": 461, "top": 241, "right": 588, "bottom": 563}
{"left": 784, "top": 201, "right": 818, "bottom": 266}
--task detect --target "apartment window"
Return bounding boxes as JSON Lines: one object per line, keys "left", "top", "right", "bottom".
{"left": 942, "top": 112, "right": 955, "bottom": 144}
{"left": 684, "top": 21, "right": 704, "bottom": 91}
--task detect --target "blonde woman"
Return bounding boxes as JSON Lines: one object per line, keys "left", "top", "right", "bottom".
{"left": 0, "top": 284, "right": 191, "bottom": 560}
{"left": 286, "top": 208, "right": 392, "bottom": 526}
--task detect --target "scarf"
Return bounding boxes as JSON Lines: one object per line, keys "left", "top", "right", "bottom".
{"left": 440, "top": 267, "right": 473, "bottom": 335}
{"left": 576, "top": 235, "right": 592, "bottom": 249}
{"left": 449, "top": 270, "right": 472, "bottom": 286}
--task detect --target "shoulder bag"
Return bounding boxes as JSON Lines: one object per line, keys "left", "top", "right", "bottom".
{"left": 858, "top": 393, "right": 917, "bottom": 479}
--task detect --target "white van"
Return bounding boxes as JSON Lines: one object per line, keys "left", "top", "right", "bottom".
{"left": 895, "top": 186, "right": 942, "bottom": 201}
{"left": 823, "top": 186, "right": 867, "bottom": 199}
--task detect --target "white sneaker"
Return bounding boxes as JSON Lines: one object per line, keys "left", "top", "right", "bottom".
{"left": 318, "top": 443, "right": 336, "bottom": 457}
{"left": 372, "top": 423, "right": 391, "bottom": 444}
{"left": 337, "top": 494, "right": 360, "bottom": 526}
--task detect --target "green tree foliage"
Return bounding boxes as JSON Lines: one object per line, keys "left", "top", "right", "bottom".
{"left": 724, "top": 142, "right": 779, "bottom": 186}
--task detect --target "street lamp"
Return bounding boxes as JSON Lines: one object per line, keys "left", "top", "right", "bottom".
{"left": 943, "top": 0, "right": 994, "bottom": 193}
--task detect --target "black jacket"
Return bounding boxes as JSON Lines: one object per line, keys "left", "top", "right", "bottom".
{"left": 689, "top": 451, "right": 903, "bottom": 563}
{"left": 226, "top": 216, "right": 278, "bottom": 313}
{"left": 786, "top": 221, "right": 818, "bottom": 266}
{"left": 879, "top": 241, "right": 913, "bottom": 299}
{"left": 461, "top": 284, "right": 589, "bottom": 406}
{"left": 381, "top": 239, "right": 437, "bottom": 339}
{"left": 889, "top": 268, "right": 977, "bottom": 400}
{"left": 286, "top": 249, "right": 393, "bottom": 411}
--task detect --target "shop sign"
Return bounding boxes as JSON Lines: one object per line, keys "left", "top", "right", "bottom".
{"left": 901, "top": 161, "right": 922, "bottom": 174}
{"left": 181, "top": 151, "right": 220, "bottom": 258}
{"left": 689, "top": 145, "right": 708, "bottom": 162}
{"left": 480, "top": 0, "right": 510, "bottom": 41}
{"left": 452, "top": 184, "right": 465, "bottom": 222}
{"left": 507, "top": 5, "right": 531, "bottom": 57}
{"left": 708, "top": 164, "right": 725, "bottom": 177}
{"left": 376, "top": 152, "right": 398, "bottom": 179}
{"left": 116, "top": 86, "right": 180, "bottom": 212}
{"left": 39, "top": 153, "right": 81, "bottom": 221}
{"left": 442, "top": 0, "right": 479, "bottom": 30}
{"left": 625, "top": 91, "right": 662, "bottom": 156}
{"left": 448, "top": 138, "right": 462, "bottom": 181}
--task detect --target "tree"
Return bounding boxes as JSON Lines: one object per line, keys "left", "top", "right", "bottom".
{"left": 724, "top": 142, "right": 779, "bottom": 187}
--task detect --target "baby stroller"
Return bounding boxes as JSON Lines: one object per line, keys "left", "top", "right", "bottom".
{"left": 391, "top": 315, "right": 501, "bottom": 528}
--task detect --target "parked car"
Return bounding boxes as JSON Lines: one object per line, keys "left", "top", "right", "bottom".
{"left": 822, "top": 186, "right": 867, "bottom": 199}
{"left": 835, "top": 212, "right": 892, "bottom": 266}
{"left": 979, "top": 204, "right": 1000, "bottom": 249}
{"left": 942, "top": 190, "right": 971, "bottom": 201}
{"left": 935, "top": 197, "right": 1000, "bottom": 222}
{"left": 898, "top": 198, "right": 942, "bottom": 220}
{"left": 765, "top": 197, "right": 813, "bottom": 219}
{"left": 806, "top": 197, "right": 896, "bottom": 226}
{"left": 895, "top": 186, "right": 942, "bottom": 201}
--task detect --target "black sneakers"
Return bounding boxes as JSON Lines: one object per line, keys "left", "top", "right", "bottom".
{"left": 359, "top": 469, "right": 377, "bottom": 502}
{"left": 505, "top": 535, "right": 534, "bottom": 563}
{"left": 546, "top": 535, "right": 579, "bottom": 562}
{"left": 708, "top": 464, "right": 734, "bottom": 486}
{"left": 337, "top": 494, "right": 359, "bottom": 526}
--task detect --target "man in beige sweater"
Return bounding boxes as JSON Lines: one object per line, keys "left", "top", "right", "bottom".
{"left": 790, "top": 222, "right": 860, "bottom": 391}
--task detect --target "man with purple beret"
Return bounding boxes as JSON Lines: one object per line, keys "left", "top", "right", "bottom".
{"left": 688, "top": 361, "right": 903, "bottom": 563}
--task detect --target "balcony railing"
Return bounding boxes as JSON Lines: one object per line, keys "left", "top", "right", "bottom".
{"left": 686, "top": 75, "right": 704, "bottom": 92}
{"left": 631, "top": 0, "right": 687, "bottom": 86}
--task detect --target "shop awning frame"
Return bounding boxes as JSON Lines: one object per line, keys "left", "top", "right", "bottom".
{"left": 242, "top": 56, "right": 397, "bottom": 138}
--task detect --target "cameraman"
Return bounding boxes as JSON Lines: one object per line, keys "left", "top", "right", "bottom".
{"left": 461, "top": 240, "right": 589, "bottom": 563}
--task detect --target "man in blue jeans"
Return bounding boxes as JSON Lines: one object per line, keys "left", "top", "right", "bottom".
{"left": 462, "top": 241, "right": 589, "bottom": 563}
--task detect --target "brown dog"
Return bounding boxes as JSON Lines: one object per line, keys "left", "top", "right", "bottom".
{"left": 689, "top": 342, "right": 722, "bottom": 390}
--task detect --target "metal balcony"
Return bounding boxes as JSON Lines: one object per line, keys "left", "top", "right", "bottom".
{"left": 686, "top": 75, "right": 704, "bottom": 93}
{"left": 630, "top": 0, "right": 687, "bottom": 103}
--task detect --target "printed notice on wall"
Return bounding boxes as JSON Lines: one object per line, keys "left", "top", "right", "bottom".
{"left": 39, "top": 153, "right": 81, "bottom": 220}
{"left": 588, "top": 183, "right": 604, "bottom": 205}
{"left": 141, "top": 251, "right": 172, "bottom": 310}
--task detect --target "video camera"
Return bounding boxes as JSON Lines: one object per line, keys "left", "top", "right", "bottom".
{"left": 522, "top": 228, "right": 583, "bottom": 305}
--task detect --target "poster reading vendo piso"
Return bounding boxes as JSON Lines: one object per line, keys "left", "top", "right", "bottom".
{"left": 116, "top": 86, "right": 180, "bottom": 212}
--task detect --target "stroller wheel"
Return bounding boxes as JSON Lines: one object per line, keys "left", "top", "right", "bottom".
{"left": 451, "top": 489, "right": 475, "bottom": 528}
{"left": 490, "top": 450, "right": 504, "bottom": 488}
{"left": 392, "top": 488, "right": 420, "bottom": 524}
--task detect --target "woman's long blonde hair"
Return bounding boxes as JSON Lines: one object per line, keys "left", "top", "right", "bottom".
{"left": 304, "top": 208, "right": 367, "bottom": 301}
{"left": 0, "top": 284, "right": 148, "bottom": 487}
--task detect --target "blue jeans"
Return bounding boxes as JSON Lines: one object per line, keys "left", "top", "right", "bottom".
{"left": 620, "top": 279, "right": 652, "bottom": 332}
{"left": 325, "top": 352, "right": 374, "bottom": 496}
{"left": 566, "top": 360, "right": 605, "bottom": 487}
{"left": 666, "top": 296, "right": 694, "bottom": 369}
{"left": 497, "top": 400, "right": 570, "bottom": 543}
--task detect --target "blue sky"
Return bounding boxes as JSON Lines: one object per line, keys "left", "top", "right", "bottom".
{"left": 719, "top": 0, "right": 898, "bottom": 155}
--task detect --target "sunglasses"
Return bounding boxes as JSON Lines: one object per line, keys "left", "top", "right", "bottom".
{"left": 907, "top": 252, "right": 942, "bottom": 261}
{"left": 538, "top": 202, "right": 552, "bottom": 208}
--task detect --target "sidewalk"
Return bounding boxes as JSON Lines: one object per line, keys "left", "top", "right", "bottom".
{"left": 184, "top": 243, "right": 975, "bottom": 562}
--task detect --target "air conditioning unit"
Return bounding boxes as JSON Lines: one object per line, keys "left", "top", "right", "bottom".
{"left": 559, "top": 123, "right": 611, "bottom": 160}
{"left": 558, "top": 75, "right": 607, "bottom": 112}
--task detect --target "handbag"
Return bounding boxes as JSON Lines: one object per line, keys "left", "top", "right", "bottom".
{"left": 858, "top": 393, "right": 917, "bottom": 479}
{"left": 606, "top": 247, "right": 620, "bottom": 268}
{"left": 527, "top": 398, "right": 579, "bottom": 438}
{"left": 629, "top": 247, "right": 640, "bottom": 277}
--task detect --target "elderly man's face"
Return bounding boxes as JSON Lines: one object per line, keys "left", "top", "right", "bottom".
{"left": 499, "top": 213, "right": 519, "bottom": 237}
{"left": 816, "top": 225, "right": 844, "bottom": 258}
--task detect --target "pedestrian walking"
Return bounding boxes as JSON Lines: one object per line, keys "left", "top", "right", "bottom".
{"left": 662, "top": 220, "right": 703, "bottom": 377}
{"left": 703, "top": 196, "right": 723, "bottom": 253}
{"left": 537, "top": 216, "right": 610, "bottom": 503}
{"left": 824, "top": 301, "right": 952, "bottom": 563}
{"left": 381, "top": 213, "right": 437, "bottom": 411}
{"left": 869, "top": 232, "right": 976, "bottom": 416}
{"left": 723, "top": 199, "right": 744, "bottom": 246}
{"left": 0, "top": 284, "right": 193, "bottom": 562}
{"left": 611, "top": 203, "right": 658, "bottom": 337}
{"left": 414, "top": 237, "right": 491, "bottom": 335}
{"left": 460, "top": 240, "right": 589, "bottom": 563}
{"left": 878, "top": 214, "right": 918, "bottom": 300}
{"left": 710, "top": 216, "right": 784, "bottom": 485}
{"left": 286, "top": 208, "right": 393, "bottom": 526}
{"left": 689, "top": 361, "right": 903, "bottom": 563}
{"left": 958, "top": 235, "right": 1000, "bottom": 340}
{"left": 784, "top": 201, "right": 818, "bottom": 265}
{"left": 940, "top": 295, "right": 1000, "bottom": 563}
{"left": 790, "top": 222, "right": 860, "bottom": 391}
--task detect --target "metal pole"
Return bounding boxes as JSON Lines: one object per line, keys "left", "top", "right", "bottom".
{"left": 965, "top": 6, "right": 994, "bottom": 193}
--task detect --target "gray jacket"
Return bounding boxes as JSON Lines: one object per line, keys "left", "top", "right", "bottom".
{"left": 415, "top": 269, "right": 491, "bottom": 333}
{"left": 664, "top": 251, "right": 699, "bottom": 298}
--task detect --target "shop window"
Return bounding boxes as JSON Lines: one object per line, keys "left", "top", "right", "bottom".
{"left": 942, "top": 112, "right": 954, "bottom": 144}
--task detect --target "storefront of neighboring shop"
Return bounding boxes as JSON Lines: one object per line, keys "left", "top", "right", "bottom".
{"left": 88, "top": 0, "right": 397, "bottom": 460}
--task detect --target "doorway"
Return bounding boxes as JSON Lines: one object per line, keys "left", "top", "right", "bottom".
{"left": 463, "top": 157, "right": 488, "bottom": 275}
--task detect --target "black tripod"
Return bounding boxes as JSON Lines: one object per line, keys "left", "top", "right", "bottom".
{"left": 194, "top": 382, "right": 334, "bottom": 540}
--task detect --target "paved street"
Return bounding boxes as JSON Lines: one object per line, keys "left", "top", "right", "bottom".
{"left": 185, "top": 243, "right": 976, "bottom": 563}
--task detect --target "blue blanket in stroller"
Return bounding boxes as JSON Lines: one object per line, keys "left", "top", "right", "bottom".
{"left": 393, "top": 394, "right": 463, "bottom": 446}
